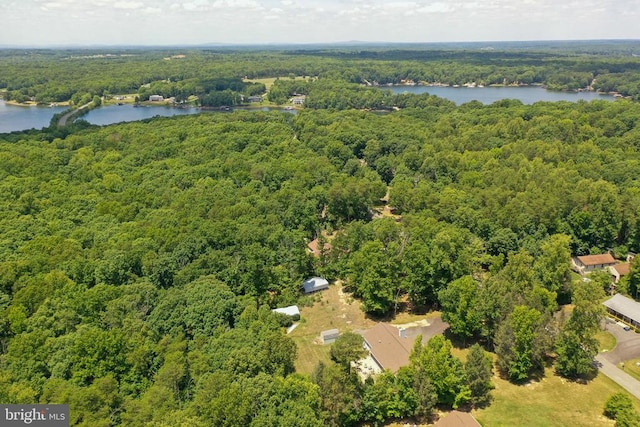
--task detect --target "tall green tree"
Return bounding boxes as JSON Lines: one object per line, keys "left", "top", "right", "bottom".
{"left": 555, "top": 278, "right": 605, "bottom": 379}
{"left": 495, "top": 305, "right": 544, "bottom": 382}
{"left": 465, "top": 344, "right": 494, "bottom": 407}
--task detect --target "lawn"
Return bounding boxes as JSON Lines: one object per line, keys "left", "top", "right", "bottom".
{"left": 621, "top": 358, "right": 640, "bottom": 383}
{"left": 245, "top": 76, "right": 310, "bottom": 91}
{"left": 596, "top": 330, "right": 617, "bottom": 353}
{"left": 473, "top": 368, "right": 638, "bottom": 426}
{"left": 289, "top": 283, "right": 377, "bottom": 375}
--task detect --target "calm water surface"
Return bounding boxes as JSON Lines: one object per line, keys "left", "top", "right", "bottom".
{"left": 387, "top": 85, "right": 614, "bottom": 104}
{"left": 81, "top": 105, "right": 296, "bottom": 126}
{"left": 1, "top": 87, "right": 614, "bottom": 133}
{"left": 0, "top": 100, "right": 67, "bottom": 133}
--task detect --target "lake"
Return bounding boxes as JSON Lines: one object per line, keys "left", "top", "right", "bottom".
{"left": 0, "top": 100, "right": 67, "bottom": 134}
{"left": 80, "top": 104, "right": 296, "bottom": 126}
{"left": 387, "top": 85, "right": 614, "bottom": 104}
{"left": 0, "top": 87, "right": 615, "bottom": 134}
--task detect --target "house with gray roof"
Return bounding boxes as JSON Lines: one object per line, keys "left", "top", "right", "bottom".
{"left": 603, "top": 294, "right": 640, "bottom": 329}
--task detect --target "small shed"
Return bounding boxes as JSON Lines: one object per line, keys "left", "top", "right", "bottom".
{"left": 302, "top": 277, "right": 329, "bottom": 294}
{"left": 320, "top": 329, "right": 340, "bottom": 344}
{"left": 149, "top": 94, "right": 164, "bottom": 102}
{"left": 272, "top": 305, "right": 300, "bottom": 320}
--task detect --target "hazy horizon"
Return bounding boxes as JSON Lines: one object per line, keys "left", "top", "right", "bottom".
{"left": 1, "top": 0, "right": 638, "bottom": 47}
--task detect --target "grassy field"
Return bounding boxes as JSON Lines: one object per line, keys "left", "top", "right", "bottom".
{"left": 596, "top": 330, "right": 618, "bottom": 352}
{"left": 473, "top": 368, "right": 636, "bottom": 427}
{"left": 289, "top": 283, "right": 377, "bottom": 375}
{"left": 622, "top": 358, "right": 640, "bottom": 382}
{"left": 246, "top": 76, "right": 309, "bottom": 91}
{"left": 293, "top": 284, "right": 640, "bottom": 426}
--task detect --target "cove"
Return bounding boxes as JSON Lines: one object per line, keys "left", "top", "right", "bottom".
{"left": 79, "top": 105, "right": 297, "bottom": 126}
{"left": 386, "top": 85, "right": 614, "bottom": 104}
{"left": 0, "top": 100, "right": 67, "bottom": 134}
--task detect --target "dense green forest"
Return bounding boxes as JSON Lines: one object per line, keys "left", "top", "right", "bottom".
{"left": 1, "top": 93, "right": 640, "bottom": 424}
{"left": 1, "top": 42, "right": 640, "bottom": 107}
{"left": 3, "top": 43, "right": 640, "bottom": 426}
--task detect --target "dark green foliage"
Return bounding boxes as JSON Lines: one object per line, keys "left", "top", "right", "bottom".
{"left": 329, "top": 332, "right": 366, "bottom": 371}
{"left": 2, "top": 48, "right": 640, "bottom": 425}
{"left": 465, "top": 344, "right": 494, "bottom": 407}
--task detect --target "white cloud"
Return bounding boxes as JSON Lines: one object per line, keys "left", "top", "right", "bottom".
{"left": 114, "top": 1, "right": 144, "bottom": 9}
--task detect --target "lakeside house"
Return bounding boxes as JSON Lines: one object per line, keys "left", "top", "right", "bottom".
{"left": 291, "top": 95, "right": 306, "bottom": 105}
{"left": 149, "top": 95, "right": 164, "bottom": 102}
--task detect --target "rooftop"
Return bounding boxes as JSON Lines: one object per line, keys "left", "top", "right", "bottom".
{"left": 362, "top": 323, "right": 414, "bottom": 373}
{"left": 577, "top": 253, "right": 616, "bottom": 266}
{"left": 603, "top": 294, "right": 640, "bottom": 325}
{"left": 435, "top": 411, "right": 482, "bottom": 427}
{"left": 612, "top": 263, "right": 631, "bottom": 276}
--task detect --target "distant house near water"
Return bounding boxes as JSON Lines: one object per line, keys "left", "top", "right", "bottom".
{"left": 149, "top": 94, "right": 164, "bottom": 102}
{"left": 302, "top": 277, "right": 329, "bottom": 294}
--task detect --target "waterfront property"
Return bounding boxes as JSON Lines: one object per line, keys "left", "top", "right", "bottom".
{"left": 603, "top": 294, "right": 640, "bottom": 329}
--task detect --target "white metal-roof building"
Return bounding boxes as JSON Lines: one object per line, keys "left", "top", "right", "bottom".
{"left": 603, "top": 294, "right": 640, "bottom": 329}
{"left": 272, "top": 305, "right": 300, "bottom": 319}
{"left": 302, "top": 277, "right": 329, "bottom": 294}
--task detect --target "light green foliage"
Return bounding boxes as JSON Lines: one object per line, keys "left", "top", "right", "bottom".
{"left": 329, "top": 332, "right": 366, "bottom": 371}
{"left": 410, "top": 335, "right": 469, "bottom": 408}
{"left": 555, "top": 278, "right": 605, "bottom": 378}
{"left": 495, "top": 305, "right": 544, "bottom": 382}
{"left": 439, "top": 276, "right": 482, "bottom": 340}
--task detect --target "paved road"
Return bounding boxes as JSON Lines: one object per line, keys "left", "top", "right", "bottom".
{"left": 600, "top": 318, "right": 640, "bottom": 364}
{"left": 596, "top": 318, "right": 640, "bottom": 399}
{"left": 596, "top": 354, "right": 640, "bottom": 399}
{"left": 57, "top": 102, "right": 92, "bottom": 126}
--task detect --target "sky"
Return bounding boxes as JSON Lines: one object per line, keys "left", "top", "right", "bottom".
{"left": 0, "top": 0, "right": 638, "bottom": 47}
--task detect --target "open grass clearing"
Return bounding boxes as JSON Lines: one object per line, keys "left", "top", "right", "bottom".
{"left": 473, "top": 367, "right": 640, "bottom": 426}
{"left": 596, "top": 330, "right": 617, "bottom": 353}
{"left": 290, "top": 283, "right": 376, "bottom": 375}
{"left": 245, "top": 75, "right": 310, "bottom": 91}
{"left": 621, "top": 357, "right": 640, "bottom": 383}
